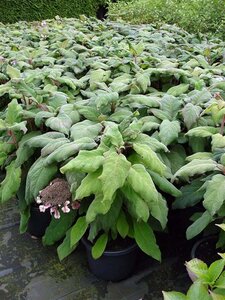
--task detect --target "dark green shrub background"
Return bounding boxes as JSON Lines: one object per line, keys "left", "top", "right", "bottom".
{"left": 0, "top": 0, "right": 106, "bottom": 23}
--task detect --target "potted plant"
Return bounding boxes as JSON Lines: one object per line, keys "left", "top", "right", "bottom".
{"left": 163, "top": 256, "right": 225, "bottom": 299}
{"left": 57, "top": 118, "right": 181, "bottom": 281}
{"left": 27, "top": 178, "right": 76, "bottom": 238}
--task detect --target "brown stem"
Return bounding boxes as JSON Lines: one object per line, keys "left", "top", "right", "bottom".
{"left": 220, "top": 115, "right": 225, "bottom": 135}
{"left": 111, "top": 102, "right": 116, "bottom": 113}
{"left": 8, "top": 130, "right": 18, "bottom": 148}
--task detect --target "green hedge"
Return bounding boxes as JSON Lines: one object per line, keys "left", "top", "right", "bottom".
{"left": 0, "top": 0, "right": 106, "bottom": 23}
{"left": 108, "top": 0, "right": 225, "bottom": 39}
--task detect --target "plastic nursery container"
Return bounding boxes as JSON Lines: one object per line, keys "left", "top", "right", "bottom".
{"left": 191, "top": 235, "right": 219, "bottom": 264}
{"left": 82, "top": 236, "right": 138, "bottom": 281}
{"left": 27, "top": 204, "right": 51, "bottom": 238}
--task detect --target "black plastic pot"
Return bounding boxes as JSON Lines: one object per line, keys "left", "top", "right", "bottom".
{"left": 27, "top": 204, "right": 51, "bottom": 238}
{"left": 191, "top": 235, "right": 219, "bottom": 264}
{"left": 82, "top": 237, "right": 138, "bottom": 281}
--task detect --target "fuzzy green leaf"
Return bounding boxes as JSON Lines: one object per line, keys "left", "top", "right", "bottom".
{"left": 159, "top": 120, "right": 181, "bottom": 146}
{"left": 167, "top": 83, "right": 189, "bottom": 96}
{"left": 25, "top": 157, "right": 57, "bottom": 204}
{"left": 148, "top": 170, "right": 181, "bottom": 197}
{"left": 45, "top": 113, "right": 73, "bottom": 135}
{"left": 57, "top": 229, "right": 78, "bottom": 261}
{"left": 162, "top": 291, "right": 186, "bottom": 300}
{"left": 133, "top": 143, "right": 166, "bottom": 175}
{"left": 76, "top": 169, "right": 102, "bottom": 200}
{"left": 98, "top": 152, "right": 131, "bottom": 214}
{"left": 122, "top": 184, "right": 150, "bottom": 222}
{"left": 70, "top": 216, "right": 88, "bottom": 247}
{"left": 182, "top": 103, "right": 201, "bottom": 130}
{"left": 174, "top": 159, "right": 220, "bottom": 180}
{"left": 133, "top": 221, "right": 161, "bottom": 261}
{"left": 0, "top": 161, "right": 21, "bottom": 203}
{"left": 203, "top": 174, "right": 225, "bottom": 216}
{"left": 186, "top": 281, "right": 211, "bottom": 300}
{"left": 60, "top": 149, "right": 104, "bottom": 174}
{"left": 70, "top": 120, "right": 102, "bottom": 141}
{"left": 117, "top": 210, "right": 129, "bottom": 238}
{"left": 187, "top": 126, "right": 219, "bottom": 138}
{"left": 91, "top": 233, "right": 108, "bottom": 259}
{"left": 186, "top": 211, "right": 213, "bottom": 239}
{"left": 42, "top": 210, "right": 77, "bottom": 246}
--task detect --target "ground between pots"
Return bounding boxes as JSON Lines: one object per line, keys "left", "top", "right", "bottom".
{"left": 0, "top": 200, "right": 191, "bottom": 300}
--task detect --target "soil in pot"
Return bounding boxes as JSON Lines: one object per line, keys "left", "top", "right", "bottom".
{"left": 27, "top": 203, "right": 51, "bottom": 239}
{"left": 82, "top": 236, "right": 138, "bottom": 282}
{"left": 191, "top": 235, "right": 220, "bottom": 265}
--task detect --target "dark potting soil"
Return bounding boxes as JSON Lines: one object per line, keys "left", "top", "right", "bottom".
{"left": 192, "top": 236, "right": 220, "bottom": 265}
{"left": 104, "top": 237, "right": 135, "bottom": 252}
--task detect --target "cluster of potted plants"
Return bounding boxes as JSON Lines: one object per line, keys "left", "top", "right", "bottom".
{"left": 0, "top": 16, "right": 225, "bottom": 282}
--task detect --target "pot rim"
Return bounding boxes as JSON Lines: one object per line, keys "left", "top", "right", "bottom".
{"left": 191, "top": 235, "right": 217, "bottom": 259}
{"left": 81, "top": 236, "right": 138, "bottom": 256}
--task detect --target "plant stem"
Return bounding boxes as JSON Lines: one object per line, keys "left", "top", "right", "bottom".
{"left": 220, "top": 115, "right": 225, "bottom": 135}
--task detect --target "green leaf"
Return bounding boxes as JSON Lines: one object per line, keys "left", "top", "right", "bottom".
{"left": 89, "top": 69, "right": 111, "bottom": 90}
{"left": 136, "top": 72, "right": 150, "bottom": 93}
{"left": 189, "top": 136, "right": 207, "bottom": 153}
{"left": 203, "top": 175, "right": 225, "bottom": 216}
{"left": 117, "top": 210, "right": 129, "bottom": 238}
{"left": 182, "top": 103, "right": 201, "bottom": 129}
{"left": 44, "top": 139, "right": 97, "bottom": 166}
{"left": 148, "top": 170, "right": 181, "bottom": 197}
{"left": 0, "top": 161, "right": 21, "bottom": 203}
{"left": 160, "top": 94, "right": 182, "bottom": 120}
{"left": 211, "top": 292, "right": 225, "bottom": 300}
{"left": 121, "top": 94, "right": 160, "bottom": 108}
{"left": 98, "top": 152, "right": 131, "bottom": 214}
{"left": 186, "top": 152, "right": 213, "bottom": 161}
{"left": 70, "top": 120, "right": 102, "bottom": 141}
{"left": 26, "top": 132, "right": 66, "bottom": 148}
{"left": 92, "top": 233, "right": 108, "bottom": 259}
{"left": 173, "top": 179, "right": 205, "bottom": 209}
{"left": 86, "top": 193, "right": 109, "bottom": 223}
{"left": 57, "top": 229, "right": 78, "bottom": 261}
{"left": 25, "top": 157, "right": 57, "bottom": 204}
{"left": 76, "top": 169, "right": 102, "bottom": 200}
{"left": 70, "top": 216, "right": 88, "bottom": 247}
{"left": 60, "top": 149, "right": 104, "bottom": 174}
{"left": 133, "top": 221, "right": 161, "bottom": 261}
{"left": 186, "top": 211, "right": 213, "bottom": 239}
{"left": 45, "top": 113, "right": 72, "bottom": 135}
{"left": 132, "top": 133, "right": 168, "bottom": 152}
{"left": 167, "top": 83, "right": 189, "bottom": 96}
{"left": 187, "top": 126, "right": 219, "bottom": 138}
{"left": 186, "top": 281, "right": 211, "bottom": 300}
{"left": 215, "top": 271, "right": 225, "bottom": 289}
{"left": 133, "top": 143, "right": 166, "bottom": 175}
{"left": 35, "top": 111, "right": 55, "bottom": 127}
{"left": 102, "top": 123, "right": 124, "bottom": 148}
{"left": 6, "top": 65, "right": 21, "bottom": 79}
{"left": 41, "top": 138, "right": 70, "bottom": 157}
{"left": 212, "top": 134, "right": 225, "bottom": 151}
{"left": 6, "top": 99, "right": 22, "bottom": 124}
{"left": 19, "top": 207, "right": 30, "bottom": 234}
{"left": 164, "top": 145, "right": 186, "bottom": 175}
{"left": 186, "top": 258, "right": 209, "bottom": 280}
{"left": 121, "top": 184, "right": 150, "bottom": 222}
{"left": 42, "top": 210, "right": 76, "bottom": 246}
{"left": 127, "top": 164, "right": 158, "bottom": 204}
{"left": 174, "top": 159, "right": 220, "bottom": 180}
{"left": 159, "top": 120, "right": 181, "bottom": 146}
{"left": 15, "top": 131, "right": 41, "bottom": 167}
{"left": 162, "top": 291, "right": 186, "bottom": 300}
{"left": 208, "top": 259, "right": 225, "bottom": 283}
